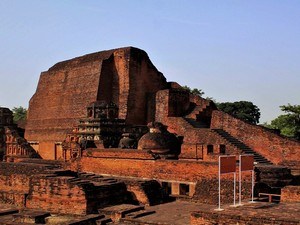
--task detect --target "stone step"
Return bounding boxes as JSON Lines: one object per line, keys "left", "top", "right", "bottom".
{"left": 67, "top": 214, "right": 104, "bottom": 225}
{"left": 68, "top": 179, "right": 91, "bottom": 185}
{"left": 12, "top": 211, "right": 51, "bottom": 224}
{"left": 93, "top": 181, "right": 125, "bottom": 188}
{"left": 212, "top": 129, "right": 272, "bottom": 165}
{"left": 125, "top": 209, "right": 156, "bottom": 219}
{"left": 0, "top": 221, "right": 44, "bottom": 225}
{"left": 98, "top": 204, "right": 145, "bottom": 222}
{"left": 96, "top": 216, "right": 113, "bottom": 225}
{"left": 0, "top": 209, "right": 18, "bottom": 216}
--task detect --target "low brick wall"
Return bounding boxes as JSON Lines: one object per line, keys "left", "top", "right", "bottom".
{"left": 83, "top": 149, "right": 154, "bottom": 159}
{"left": 26, "top": 175, "right": 88, "bottom": 215}
{"left": 0, "top": 162, "right": 51, "bottom": 196}
{"left": 70, "top": 155, "right": 219, "bottom": 182}
{"left": 68, "top": 154, "right": 254, "bottom": 205}
{"left": 281, "top": 186, "right": 300, "bottom": 203}
{"left": 193, "top": 178, "right": 252, "bottom": 205}
{"left": 190, "top": 210, "right": 300, "bottom": 225}
{"left": 0, "top": 191, "right": 27, "bottom": 206}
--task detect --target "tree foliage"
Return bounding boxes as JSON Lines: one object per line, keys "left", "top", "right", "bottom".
{"left": 217, "top": 101, "right": 261, "bottom": 124}
{"left": 12, "top": 106, "right": 27, "bottom": 123}
{"left": 265, "top": 104, "right": 300, "bottom": 140}
{"left": 182, "top": 85, "right": 204, "bottom": 97}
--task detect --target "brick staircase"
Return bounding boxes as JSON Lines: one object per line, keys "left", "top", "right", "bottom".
{"left": 183, "top": 100, "right": 217, "bottom": 129}
{"left": 185, "top": 105, "right": 208, "bottom": 120}
{"left": 212, "top": 129, "right": 272, "bottom": 165}
{"left": 63, "top": 171, "right": 134, "bottom": 211}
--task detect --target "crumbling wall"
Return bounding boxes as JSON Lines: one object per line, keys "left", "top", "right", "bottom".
{"left": 0, "top": 162, "right": 51, "bottom": 206}
{"left": 26, "top": 175, "right": 87, "bottom": 215}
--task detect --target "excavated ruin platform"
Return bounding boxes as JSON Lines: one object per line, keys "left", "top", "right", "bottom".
{"left": 0, "top": 204, "right": 104, "bottom": 225}
{"left": 120, "top": 201, "right": 300, "bottom": 225}
{"left": 190, "top": 202, "right": 300, "bottom": 225}
{"left": 1, "top": 201, "right": 300, "bottom": 224}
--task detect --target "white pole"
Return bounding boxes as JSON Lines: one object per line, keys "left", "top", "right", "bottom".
{"left": 239, "top": 155, "right": 242, "bottom": 205}
{"left": 251, "top": 169, "right": 254, "bottom": 203}
{"left": 218, "top": 156, "right": 221, "bottom": 210}
{"left": 233, "top": 172, "right": 236, "bottom": 206}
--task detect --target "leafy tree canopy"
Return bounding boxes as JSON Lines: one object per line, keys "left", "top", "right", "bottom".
{"left": 12, "top": 106, "right": 27, "bottom": 123}
{"left": 217, "top": 101, "right": 261, "bottom": 124}
{"left": 265, "top": 104, "right": 300, "bottom": 140}
{"left": 182, "top": 85, "right": 204, "bottom": 97}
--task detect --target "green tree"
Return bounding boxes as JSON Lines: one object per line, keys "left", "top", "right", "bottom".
{"left": 182, "top": 85, "right": 205, "bottom": 97}
{"left": 12, "top": 106, "right": 27, "bottom": 123}
{"left": 266, "top": 104, "right": 300, "bottom": 140}
{"left": 217, "top": 101, "right": 261, "bottom": 124}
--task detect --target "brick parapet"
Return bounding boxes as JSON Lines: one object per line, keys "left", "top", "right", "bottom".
{"left": 71, "top": 156, "right": 219, "bottom": 182}
{"left": 83, "top": 148, "right": 154, "bottom": 160}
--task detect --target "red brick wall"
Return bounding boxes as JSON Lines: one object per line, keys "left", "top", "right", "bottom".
{"left": 0, "top": 162, "right": 53, "bottom": 207}
{"left": 0, "top": 162, "right": 50, "bottom": 193}
{"left": 0, "top": 174, "right": 29, "bottom": 193}
{"left": 25, "top": 47, "right": 167, "bottom": 159}
{"left": 193, "top": 177, "right": 252, "bottom": 204}
{"left": 168, "top": 89, "right": 190, "bottom": 117}
{"left": 155, "top": 90, "right": 170, "bottom": 124}
{"left": 113, "top": 50, "right": 130, "bottom": 120}
{"left": 98, "top": 55, "right": 115, "bottom": 104}
{"left": 26, "top": 176, "right": 87, "bottom": 215}
{"left": 281, "top": 186, "right": 300, "bottom": 203}
{"left": 69, "top": 153, "right": 219, "bottom": 182}
{"left": 0, "top": 191, "right": 26, "bottom": 206}
{"left": 155, "top": 90, "right": 191, "bottom": 126}
{"left": 211, "top": 110, "right": 300, "bottom": 167}
{"left": 158, "top": 117, "right": 238, "bottom": 159}
{"left": 69, "top": 152, "right": 248, "bottom": 205}
{"left": 26, "top": 60, "right": 102, "bottom": 142}
{"left": 127, "top": 48, "right": 166, "bottom": 124}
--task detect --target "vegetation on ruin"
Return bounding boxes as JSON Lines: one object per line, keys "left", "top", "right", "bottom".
{"left": 182, "top": 85, "right": 205, "bottom": 97}
{"left": 216, "top": 101, "right": 261, "bottom": 124}
{"left": 182, "top": 85, "right": 261, "bottom": 124}
{"left": 263, "top": 104, "right": 300, "bottom": 140}
{"left": 12, "top": 106, "right": 27, "bottom": 123}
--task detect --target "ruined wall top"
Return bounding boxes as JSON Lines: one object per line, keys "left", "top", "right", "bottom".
{"left": 0, "top": 107, "right": 13, "bottom": 126}
{"left": 47, "top": 47, "right": 157, "bottom": 72}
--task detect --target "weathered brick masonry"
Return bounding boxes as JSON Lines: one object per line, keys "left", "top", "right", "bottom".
{"left": 25, "top": 47, "right": 166, "bottom": 159}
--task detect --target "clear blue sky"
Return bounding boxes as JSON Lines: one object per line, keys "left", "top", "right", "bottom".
{"left": 0, "top": 0, "right": 299, "bottom": 123}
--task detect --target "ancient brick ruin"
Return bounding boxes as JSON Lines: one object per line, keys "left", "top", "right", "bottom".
{"left": 0, "top": 47, "right": 299, "bottom": 224}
